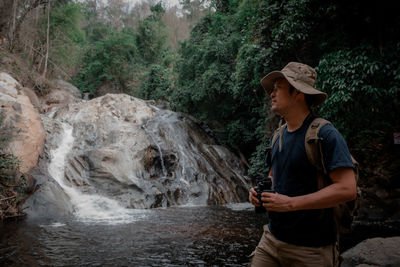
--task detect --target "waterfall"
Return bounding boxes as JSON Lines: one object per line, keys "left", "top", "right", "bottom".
{"left": 33, "top": 94, "right": 251, "bottom": 212}
{"left": 142, "top": 121, "right": 167, "bottom": 177}
{"left": 48, "top": 122, "right": 144, "bottom": 224}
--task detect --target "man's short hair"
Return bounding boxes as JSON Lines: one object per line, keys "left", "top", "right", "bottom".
{"left": 305, "top": 94, "right": 315, "bottom": 108}
{"left": 289, "top": 85, "right": 296, "bottom": 94}
{"left": 290, "top": 85, "right": 313, "bottom": 109}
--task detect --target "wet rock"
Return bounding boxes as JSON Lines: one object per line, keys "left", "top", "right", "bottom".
{"left": 340, "top": 236, "right": 400, "bottom": 267}
{"left": 41, "top": 93, "right": 250, "bottom": 209}
{"left": 22, "top": 179, "right": 75, "bottom": 220}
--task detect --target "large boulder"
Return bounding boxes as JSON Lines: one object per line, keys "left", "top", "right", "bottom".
{"left": 39, "top": 79, "right": 81, "bottom": 112}
{"left": 340, "top": 236, "right": 400, "bottom": 267}
{"left": 21, "top": 86, "right": 41, "bottom": 110}
{"left": 22, "top": 179, "right": 75, "bottom": 220}
{"left": 0, "top": 72, "right": 45, "bottom": 173}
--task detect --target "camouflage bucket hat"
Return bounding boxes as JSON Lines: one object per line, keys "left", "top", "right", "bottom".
{"left": 260, "top": 62, "right": 327, "bottom": 106}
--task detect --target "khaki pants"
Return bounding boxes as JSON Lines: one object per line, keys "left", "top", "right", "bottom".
{"left": 249, "top": 226, "right": 338, "bottom": 267}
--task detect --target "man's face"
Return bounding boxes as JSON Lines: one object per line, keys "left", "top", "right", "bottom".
{"left": 270, "top": 78, "right": 294, "bottom": 115}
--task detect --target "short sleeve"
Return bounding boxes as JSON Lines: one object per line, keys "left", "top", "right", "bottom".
{"left": 319, "top": 124, "right": 354, "bottom": 173}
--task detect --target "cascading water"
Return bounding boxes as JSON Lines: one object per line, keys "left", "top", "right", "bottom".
{"left": 48, "top": 121, "right": 144, "bottom": 224}
{"left": 142, "top": 119, "right": 168, "bottom": 178}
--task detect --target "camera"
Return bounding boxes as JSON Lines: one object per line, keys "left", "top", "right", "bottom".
{"left": 254, "top": 176, "right": 274, "bottom": 213}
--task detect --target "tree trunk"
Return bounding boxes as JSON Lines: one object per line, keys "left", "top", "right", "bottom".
{"left": 8, "top": 0, "right": 18, "bottom": 51}
{"left": 29, "top": 5, "right": 40, "bottom": 65}
{"left": 42, "top": 0, "right": 50, "bottom": 78}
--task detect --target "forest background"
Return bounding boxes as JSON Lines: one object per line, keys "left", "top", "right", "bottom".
{"left": 0, "top": 0, "right": 399, "bottom": 183}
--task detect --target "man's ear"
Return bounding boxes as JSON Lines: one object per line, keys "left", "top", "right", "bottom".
{"left": 295, "top": 91, "right": 305, "bottom": 101}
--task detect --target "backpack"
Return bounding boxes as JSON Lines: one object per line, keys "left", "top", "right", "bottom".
{"left": 268, "top": 117, "right": 360, "bottom": 233}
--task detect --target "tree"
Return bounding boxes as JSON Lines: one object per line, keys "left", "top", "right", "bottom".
{"left": 45, "top": 1, "right": 86, "bottom": 75}
{"left": 0, "top": 0, "right": 47, "bottom": 51}
{"left": 136, "top": 2, "right": 168, "bottom": 64}
{"left": 73, "top": 26, "right": 139, "bottom": 95}
{"left": 140, "top": 63, "right": 174, "bottom": 102}
{"left": 42, "top": 0, "right": 50, "bottom": 77}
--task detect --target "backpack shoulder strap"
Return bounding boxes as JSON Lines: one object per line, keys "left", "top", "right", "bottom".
{"left": 271, "top": 122, "right": 287, "bottom": 152}
{"left": 265, "top": 121, "right": 287, "bottom": 166}
{"left": 305, "top": 118, "right": 331, "bottom": 187}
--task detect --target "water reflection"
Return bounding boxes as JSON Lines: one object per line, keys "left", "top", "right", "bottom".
{"left": 0, "top": 205, "right": 266, "bottom": 266}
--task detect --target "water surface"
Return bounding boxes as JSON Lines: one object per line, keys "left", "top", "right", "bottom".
{"left": 0, "top": 204, "right": 266, "bottom": 266}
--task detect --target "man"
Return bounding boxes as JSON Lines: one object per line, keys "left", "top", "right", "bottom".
{"left": 248, "top": 62, "right": 357, "bottom": 267}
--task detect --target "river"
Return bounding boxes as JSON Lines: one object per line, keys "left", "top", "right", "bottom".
{"left": 2, "top": 205, "right": 400, "bottom": 266}
{"left": 0, "top": 204, "right": 266, "bottom": 266}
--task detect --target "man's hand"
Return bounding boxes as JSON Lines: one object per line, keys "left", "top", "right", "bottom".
{"left": 250, "top": 188, "right": 294, "bottom": 211}
{"left": 261, "top": 192, "right": 294, "bottom": 212}
{"left": 249, "top": 188, "right": 261, "bottom": 207}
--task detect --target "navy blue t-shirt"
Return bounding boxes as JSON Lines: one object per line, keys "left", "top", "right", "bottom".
{"left": 267, "top": 115, "right": 354, "bottom": 247}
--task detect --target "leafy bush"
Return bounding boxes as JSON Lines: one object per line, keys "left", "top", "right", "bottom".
{"left": 172, "top": 12, "right": 258, "bottom": 150}
{"left": 0, "top": 118, "right": 19, "bottom": 172}
{"left": 0, "top": 118, "right": 24, "bottom": 220}
{"left": 140, "top": 64, "right": 173, "bottom": 101}
{"left": 73, "top": 3, "right": 171, "bottom": 97}
{"left": 316, "top": 44, "right": 400, "bottom": 148}
{"left": 136, "top": 3, "right": 168, "bottom": 65}
{"left": 0, "top": 146, "right": 19, "bottom": 172}
{"left": 73, "top": 27, "right": 139, "bottom": 95}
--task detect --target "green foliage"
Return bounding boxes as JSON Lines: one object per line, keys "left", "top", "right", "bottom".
{"left": 0, "top": 118, "right": 20, "bottom": 172}
{"left": 248, "top": 137, "right": 269, "bottom": 177}
{"left": 150, "top": 2, "right": 166, "bottom": 18}
{"left": 136, "top": 6, "right": 168, "bottom": 65}
{"left": 172, "top": 2, "right": 272, "bottom": 168}
{"left": 73, "top": 27, "right": 139, "bottom": 94}
{"left": 49, "top": 3, "right": 86, "bottom": 44}
{"left": 140, "top": 64, "right": 173, "bottom": 101}
{"left": 0, "top": 148, "right": 19, "bottom": 172}
{"left": 211, "top": 0, "right": 241, "bottom": 14}
{"left": 173, "top": 12, "right": 247, "bottom": 131}
{"left": 316, "top": 44, "right": 400, "bottom": 147}
{"left": 74, "top": 2, "right": 170, "bottom": 96}
{"left": 43, "top": 2, "right": 87, "bottom": 74}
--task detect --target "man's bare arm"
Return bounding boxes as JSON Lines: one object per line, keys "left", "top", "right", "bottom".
{"left": 262, "top": 167, "right": 356, "bottom": 212}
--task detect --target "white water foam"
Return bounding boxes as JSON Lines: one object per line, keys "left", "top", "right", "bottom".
{"left": 48, "top": 122, "right": 146, "bottom": 224}
{"left": 50, "top": 222, "right": 66, "bottom": 227}
{"left": 224, "top": 202, "right": 254, "bottom": 211}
